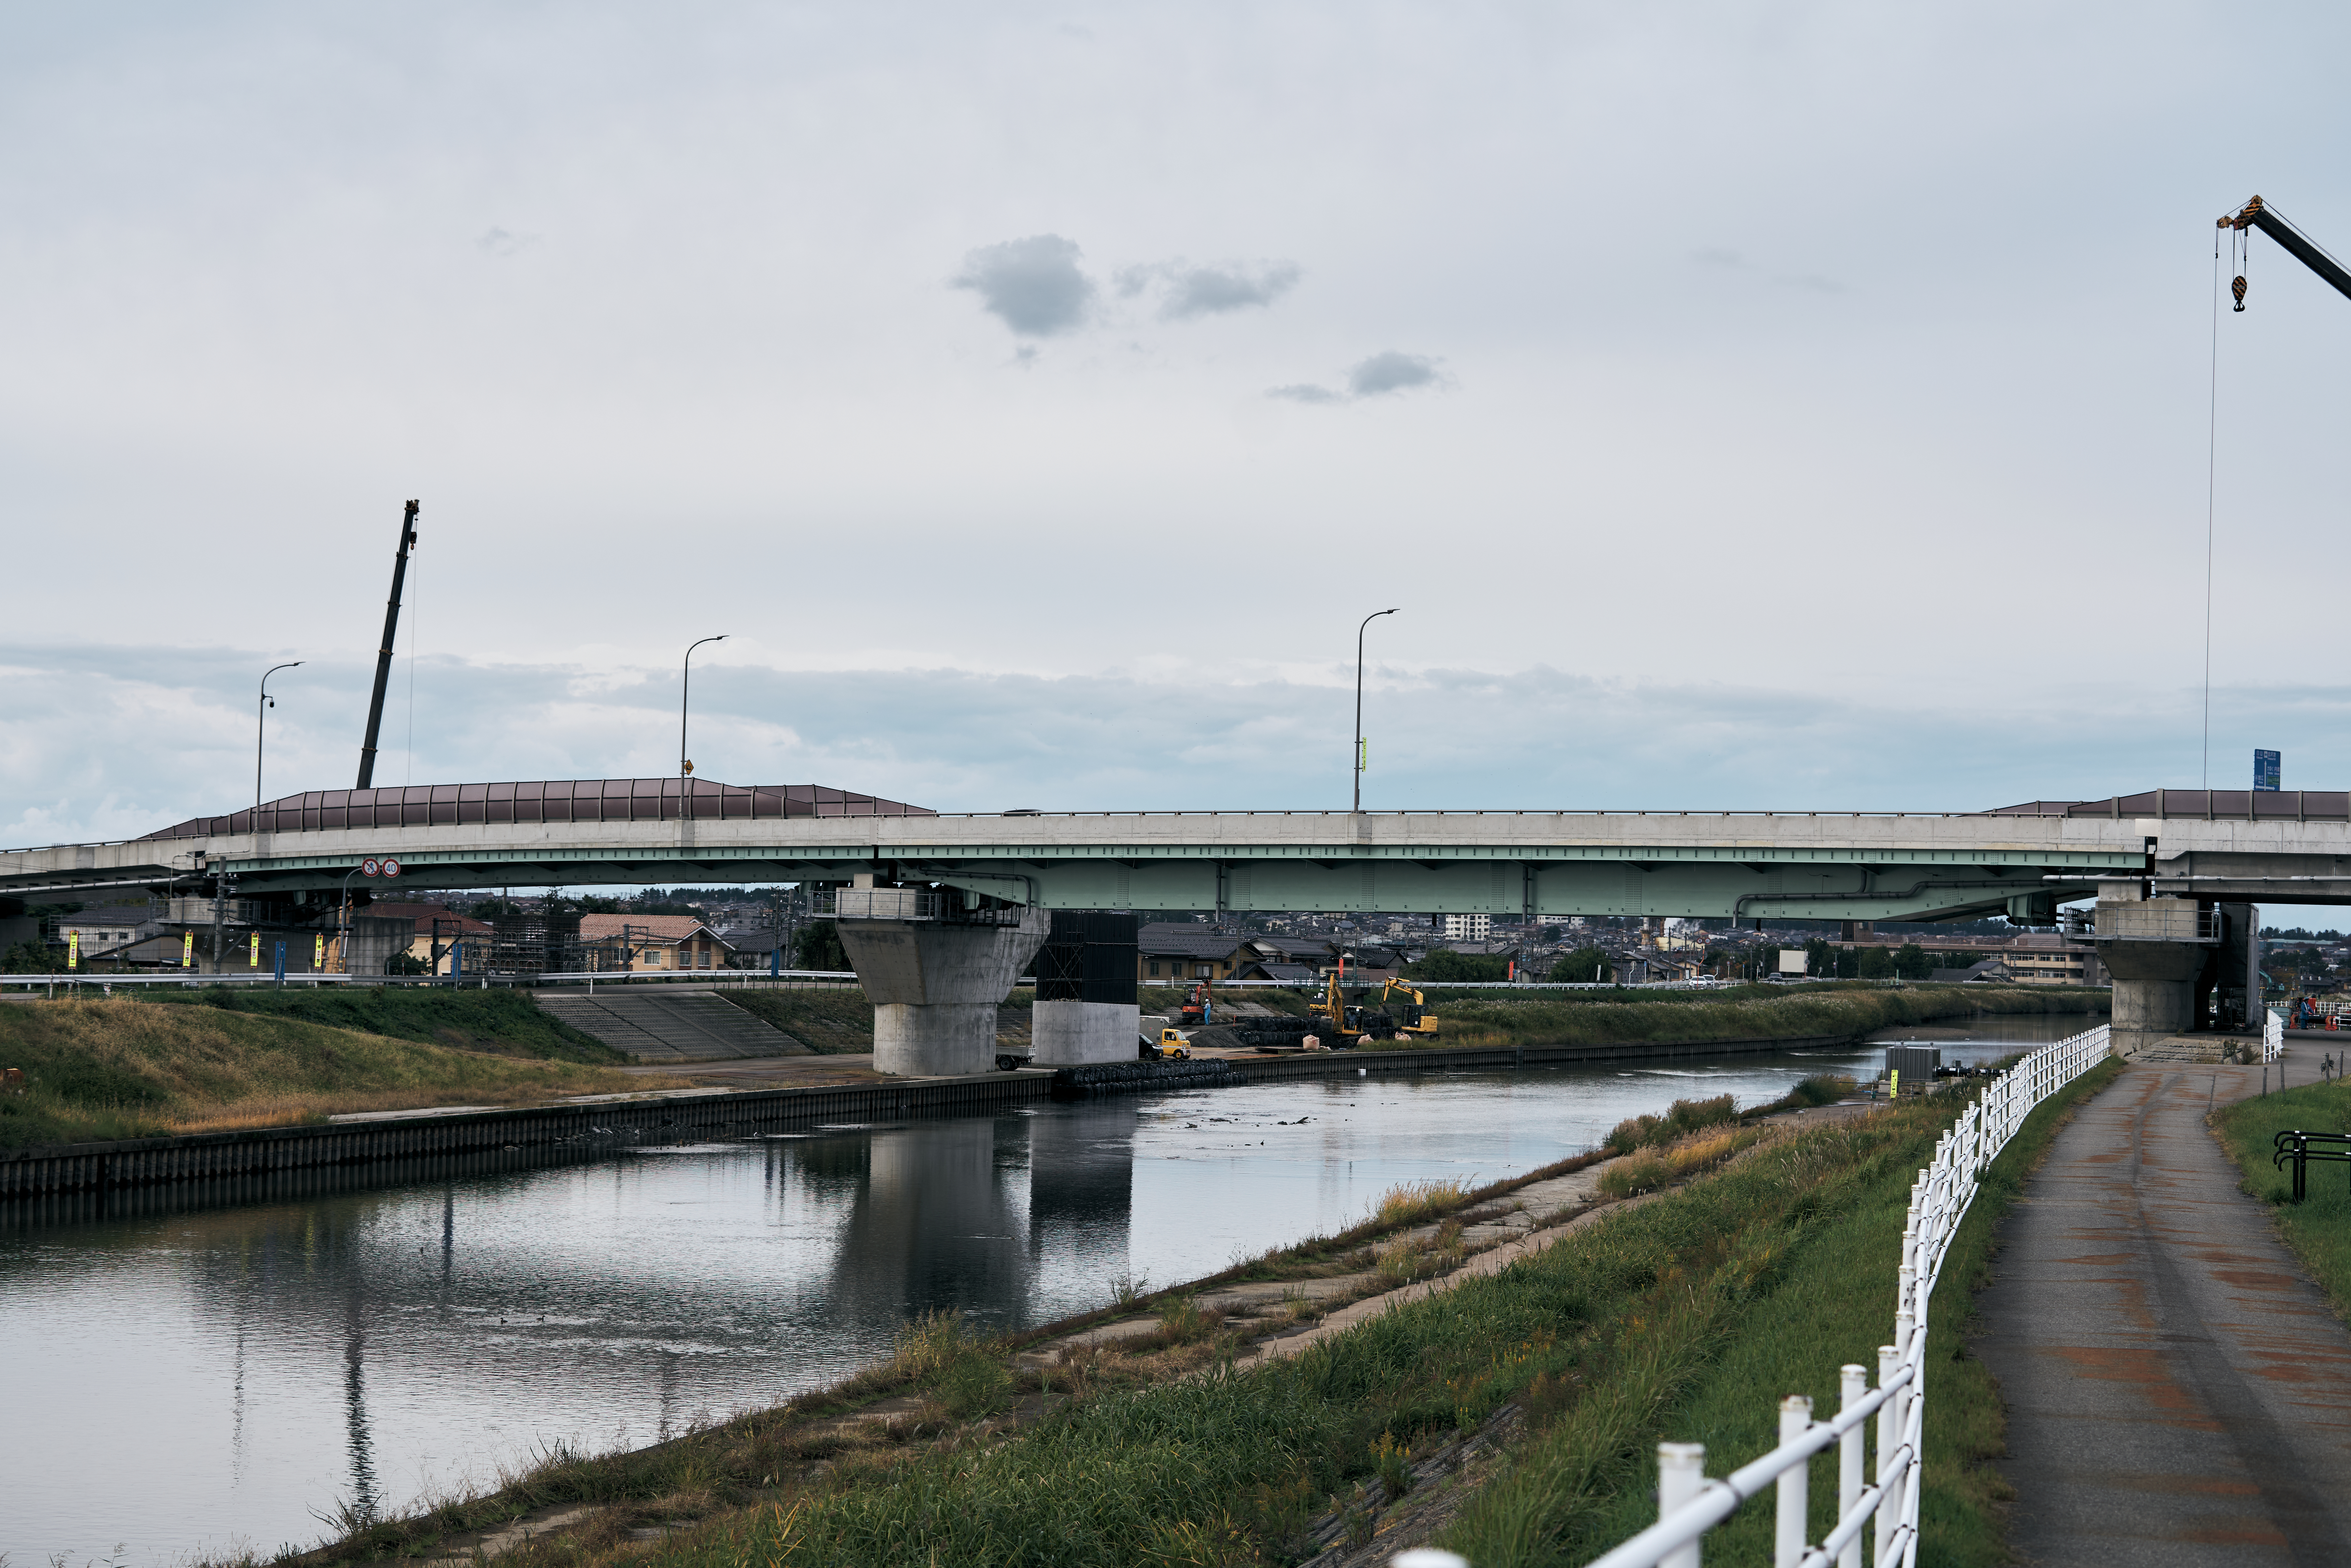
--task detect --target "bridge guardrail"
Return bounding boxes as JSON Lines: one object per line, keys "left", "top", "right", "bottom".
{"left": 1583, "top": 1021, "right": 2112, "bottom": 1568}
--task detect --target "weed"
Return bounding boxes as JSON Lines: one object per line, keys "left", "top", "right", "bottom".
{"left": 937, "top": 1355, "right": 1012, "bottom": 1420}
{"left": 1598, "top": 1152, "right": 1668, "bottom": 1197}
{"left": 1372, "top": 1177, "right": 1471, "bottom": 1229}
{"left": 1155, "top": 1296, "right": 1221, "bottom": 1345}
{"left": 1373, "top": 1431, "right": 1413, "bottom": 1498}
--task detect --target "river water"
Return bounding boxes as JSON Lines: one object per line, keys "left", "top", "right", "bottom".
{"left": 2, "top": 1016, "right": 2087, "bottom": 1564}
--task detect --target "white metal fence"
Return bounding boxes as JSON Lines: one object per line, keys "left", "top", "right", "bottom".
{"left": 1584, "top": 1022, "right": 2113, "bottom": 1568}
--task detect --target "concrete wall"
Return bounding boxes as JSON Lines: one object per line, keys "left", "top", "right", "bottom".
{"left": 1031, "top": 999, "right": 1143, "bottom": 1066}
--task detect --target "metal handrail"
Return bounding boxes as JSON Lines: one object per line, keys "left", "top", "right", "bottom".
{"left": 1583, "top": 1022, "right": 2113, "bottom": 1568}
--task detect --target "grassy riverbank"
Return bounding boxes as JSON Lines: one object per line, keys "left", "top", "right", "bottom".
{"left": 2214, "top": 1077, "right": 2351, "bottom": 1318}
{"left": 1544, "top": 1052, "right": 2124, "bottom": 1567}
{"left": 0, "top": 999, "right": 677, "bottom": 1150}
{"left": 142, "top": 986, "right": 623, "bottom": 1062}
{"left": 1401, "top": 983, "right": 2106, "bottom": 1051}
{"left": 257, "top": 1064, "right": 2117, "bottom": 1568}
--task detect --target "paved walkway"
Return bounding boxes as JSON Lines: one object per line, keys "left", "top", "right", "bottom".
{"left": 1974, "top": 1057, "right": 2351, "bottom": 1565}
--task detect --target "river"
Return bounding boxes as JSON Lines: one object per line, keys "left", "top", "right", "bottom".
{"left": 1, "top": 1015, "right": 2089, "bottom": 1563}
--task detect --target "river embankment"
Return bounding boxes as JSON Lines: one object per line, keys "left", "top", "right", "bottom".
{"left": 0, "top": 994, "right": 664, "bottom": 1152}
{"left": 1398, "top": 981, "right": 2107, "bottom": 1050}
{"left": 248, "top": 1049, "right": 2121, "bottom": 1568}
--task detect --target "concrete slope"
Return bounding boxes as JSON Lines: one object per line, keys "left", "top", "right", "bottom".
{"left": 1974, "top": 1059, "right": 2351, "bottom": 1565}
{"left": 533, "top": 990, "right": 812, "bottom": 1063}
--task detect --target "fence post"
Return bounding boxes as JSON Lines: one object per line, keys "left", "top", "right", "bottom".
{"left": 1837, "top": 1365, "right": 1866, "bottom": 1568}
{"left": 1775, "top": 1395, "right": 1812, "bottom": 1568}
{"left": 1659, "top": 1442, "right": 1706, "bottom": 1568}
{"left": 1874, "top": 1346, "right": 1901, "bottom": 1567}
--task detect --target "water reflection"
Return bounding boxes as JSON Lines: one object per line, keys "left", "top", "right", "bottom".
{"left": 2, "top": 1020, "right": 2092, "bottom": 1564}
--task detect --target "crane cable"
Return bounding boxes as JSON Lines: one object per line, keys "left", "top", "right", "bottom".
{"left": 2203, "top": 225, "right": 2221, "bottom": 788}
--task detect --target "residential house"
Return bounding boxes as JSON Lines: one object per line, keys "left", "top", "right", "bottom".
{"left": 578, "top": 913, "right": 735, "bottom": 973}
{"left": 1136, "top": 923, "right": 1259, "bottom": 984}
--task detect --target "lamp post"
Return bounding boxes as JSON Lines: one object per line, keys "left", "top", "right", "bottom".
{"left": 257, "top": 662, "right": 302, "bottom": 809}
{"left": 680, "top": 634, "right": 727, "bottom": 819}
{"left": 1353, "top": 609, "right": 1399, "bottom": 813}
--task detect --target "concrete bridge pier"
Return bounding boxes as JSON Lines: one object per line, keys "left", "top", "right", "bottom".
{"left": 2100, "top": 943, "right": 2205, "bottom": 1057}
{"left": 832, "top": 895, "right": 1049, "bottom": 1076}
{"left": 2091, "top": 892, "right": 2254, "bottom": 1057}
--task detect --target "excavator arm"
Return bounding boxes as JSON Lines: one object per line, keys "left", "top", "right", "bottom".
{"left": 2219, "top": 196, "right": 2351, "bottom": 308}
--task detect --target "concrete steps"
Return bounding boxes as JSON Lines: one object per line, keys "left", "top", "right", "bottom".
{"left": 533, "top": 990, "right": 813, "bottom": 1063}
{"left": 2126, "top": 1035, "right": 2236, "bottom": 1065}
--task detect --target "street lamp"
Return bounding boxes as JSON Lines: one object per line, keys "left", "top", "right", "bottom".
{"left": 1353, "top": 609, "right": 1399, "bottom": 813}
{"left": 680, "top": 635, "right": 727, "bottom": 818}
{"left": 257, "top": 662, "right": 301, "bottom": 809}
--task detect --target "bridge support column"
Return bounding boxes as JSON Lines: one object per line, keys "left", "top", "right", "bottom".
{"left": 2092, "top": 897, "right": 2213, "bottom": 1058}
{"left": 835, "top": 908, "right": 1050, "bottom": 1077}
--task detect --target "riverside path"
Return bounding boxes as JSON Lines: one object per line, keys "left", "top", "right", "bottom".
{"left": 1973, "top": 1056, "right": 2351, "bottom": 1564}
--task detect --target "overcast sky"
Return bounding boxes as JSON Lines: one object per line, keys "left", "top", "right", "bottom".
{"left": 6, "top": 2, "right": 2351, "bottom": 852}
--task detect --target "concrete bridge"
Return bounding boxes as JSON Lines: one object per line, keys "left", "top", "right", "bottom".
{"left": 8, "top": 778, "right": 2349, "bottom": 1071}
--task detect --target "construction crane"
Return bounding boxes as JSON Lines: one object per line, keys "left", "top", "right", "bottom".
{"left": 2218, "top": 196, "right": 2351, "bottom": 312}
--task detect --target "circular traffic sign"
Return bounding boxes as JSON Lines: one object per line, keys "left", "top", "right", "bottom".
{"left": 360, "top": 858, "right": 381, "bottom": 878}
{"left": 381, "top": 858, "right": 401, "bottom": 879}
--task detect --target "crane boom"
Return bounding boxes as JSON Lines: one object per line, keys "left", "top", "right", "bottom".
{"left": 355, "top": 499, "right": 419, "bottom": 789}
{"left": 2219, "top": 195, "right": 2351, "bottom": 305}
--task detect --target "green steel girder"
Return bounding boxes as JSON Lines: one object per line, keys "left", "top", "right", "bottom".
{"left": 204, "top": 841, "right": 2132, "bottom": 922}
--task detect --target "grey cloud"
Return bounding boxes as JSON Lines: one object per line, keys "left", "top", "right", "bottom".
{"left": 1267, "top": 383, "right": 1342, "bottom": 404}
{"left": 952, "top": 234, "right": 1095, "bottom": 337}
{"left": 1345, "top": 352, "right": 1442, "bottom": 397}
{"left": 1692, "top": 246, "right": 1744, "bottom": 267}
{"left": 1154, "top": 261, "right": 1301, "bottom": 319}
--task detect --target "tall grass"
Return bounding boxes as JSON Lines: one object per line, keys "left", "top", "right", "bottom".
{"left": 1370, "top": 1177, "right": 1471, "bottom": 1229}
{"left": 2214, "top": 1077, "right": 2351, "bottom": 1318}
{"left": 1603, "top": 1093, "right": 1740, "bottom": 1154}
{"left": 0, "top": 999, "right": 672, "bottom": 1151}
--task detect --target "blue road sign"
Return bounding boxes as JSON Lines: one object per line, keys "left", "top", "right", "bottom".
{"left": 2255, "top": 749, "right": 2282, "bottom": 792}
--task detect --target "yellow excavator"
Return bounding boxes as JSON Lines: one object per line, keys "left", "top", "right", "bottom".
{"left": 1376, "top": 977, "right": 1442, "bottom": 1040}
{"left": 1303, "top": 973, "right": 1442, "bottom": 1045}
